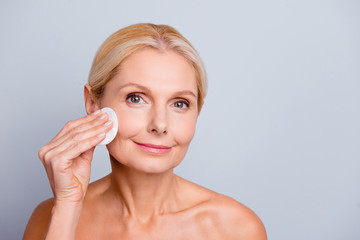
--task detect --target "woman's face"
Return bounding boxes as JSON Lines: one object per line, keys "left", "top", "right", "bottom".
{"left": 100, "top": 48, "right": 198, "bottom": 173}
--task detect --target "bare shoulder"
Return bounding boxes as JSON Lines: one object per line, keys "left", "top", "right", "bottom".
{"left": 178, "top": 177, "right": 267, "bottom": 240}
{"left": 208, "top": 194, "right": 267, "bottom": 240}
{"left": 23, "top": 198, "right": 54, "bottom": 240}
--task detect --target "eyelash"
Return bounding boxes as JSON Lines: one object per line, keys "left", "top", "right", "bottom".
{"left": 125, "top": 93, "right": 190, "bottom": 109}
{"left": 126, "top": 93, "right": 145, "bottom": 104}
{"left": 173, "top": 100, "right": 190, "bottom": 109}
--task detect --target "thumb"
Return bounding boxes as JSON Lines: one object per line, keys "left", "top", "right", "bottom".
{"left": 80, "top": 146, "right": 96, "bottom": 163}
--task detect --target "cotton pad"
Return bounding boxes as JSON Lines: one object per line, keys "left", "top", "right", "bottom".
{"left": 98, "top": 107, "right": 118, "bottom": 146}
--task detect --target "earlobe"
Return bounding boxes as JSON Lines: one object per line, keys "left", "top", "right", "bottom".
{"left": 84, "top": 84, "right": 100, "bottom": 115}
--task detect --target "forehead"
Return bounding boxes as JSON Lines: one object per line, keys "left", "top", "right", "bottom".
{"left": 108, "top": 48, "right": 197, "bottom": 94}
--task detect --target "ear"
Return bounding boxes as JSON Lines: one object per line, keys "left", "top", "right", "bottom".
{"left": 84, "top": 84, "right": 100, "bottom": 115}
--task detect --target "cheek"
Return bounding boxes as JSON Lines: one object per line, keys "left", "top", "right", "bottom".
{"left": 171, "top": 115, "right": 197, "bottom": 145}
{"left": 116, "top": 108, "right": 146, "bottom": 139}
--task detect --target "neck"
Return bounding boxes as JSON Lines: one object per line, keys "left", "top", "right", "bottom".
{"left": 106, "top": 155, "right": 180, "bottom": 223}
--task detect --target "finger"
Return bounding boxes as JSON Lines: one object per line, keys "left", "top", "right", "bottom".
{"left": 55, "top": 133, "right": 106, "bottom": 164}
{"left": 79, "top": 146, "right": 96, "bottom": 163}
{"left": 72, "top": 147, "right": 96, "bottom": 181}
{"left": 50, "top": 110, "right": 103, "bottom": 143}
{"left": 51, "top": 119, "right": 113, "bottom": 155}
{"left": 40, "top": 112, "right": 110, "bottom": 160}
{"left": 38, "top": 111, "right": 104, "bottom": 161}
{"left": 41, "top": 161, "right": 56, "bottom": 196}
{"left": 40, "top": 120, "right": 110, "bottom": 167}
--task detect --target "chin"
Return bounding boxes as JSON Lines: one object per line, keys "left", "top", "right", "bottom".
{"left": 137, "top": 161, "right": 180, "bottom": 174}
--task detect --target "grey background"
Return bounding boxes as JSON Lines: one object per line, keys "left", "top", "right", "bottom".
{"left": 1, "top": 0, "right": 359, "bottom": 239}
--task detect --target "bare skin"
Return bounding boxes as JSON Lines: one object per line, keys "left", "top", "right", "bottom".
{"left": 23, "top": 49, "right": 267, "bottom": 240}
{"left": 25, "top": 174, "right": 265, "bottom": 239}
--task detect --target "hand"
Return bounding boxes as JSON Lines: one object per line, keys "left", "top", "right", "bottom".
{"left": 38, "top": 110, "right": 112, "bottom": 205}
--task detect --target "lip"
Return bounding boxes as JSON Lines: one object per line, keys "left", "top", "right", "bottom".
{"left": 134, "top": 141, "right": 172, "bottom": 154}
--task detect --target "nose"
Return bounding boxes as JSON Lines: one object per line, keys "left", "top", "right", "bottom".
{"left": 147, "top": 104, "right": 168, "bottom": 135}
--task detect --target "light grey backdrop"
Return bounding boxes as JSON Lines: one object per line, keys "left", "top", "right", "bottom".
{"left": 1, "top": 0, "right": 359, "bottom": 239}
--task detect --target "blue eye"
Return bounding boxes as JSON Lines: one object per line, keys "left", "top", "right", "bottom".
{"left": 173, "top": 101, "right": 189, "bottom": 109}
{"left": 126, "top": 94, "right": 144, "bottom": 104}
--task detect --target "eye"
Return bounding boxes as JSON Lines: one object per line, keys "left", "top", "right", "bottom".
{"left": 173, "top": 100, "right": 189, "bottom": 109}
{"left": 126, "top": 94, "right": 144, "bottom": 104}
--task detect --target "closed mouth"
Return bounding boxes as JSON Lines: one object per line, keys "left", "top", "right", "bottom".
{"left": 133, "top": 141, "right": 172, "bottom": 154}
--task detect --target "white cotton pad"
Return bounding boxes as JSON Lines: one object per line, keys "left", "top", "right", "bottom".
{"left": 97, "top": 107, "right": 118, "bottom": 146}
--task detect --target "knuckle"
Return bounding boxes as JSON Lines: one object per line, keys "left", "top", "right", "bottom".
{"left": 66, "top": 127, "right": 77, "bottom": 141}
{"left": 43, "top": 151, "right": 55, "bottom": 165}
{"left": 64, "top": 120, "right": 75, "bottom": 130}
{"left": 67, "top": 127, "right": 75, "bottom": 136}
{"left": 38, "top": 146, "right": 47, "bottom": 160}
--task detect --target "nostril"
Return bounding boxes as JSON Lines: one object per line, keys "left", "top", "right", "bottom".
{"left": 151, "top": 128, "right": 167, "bottom": 134}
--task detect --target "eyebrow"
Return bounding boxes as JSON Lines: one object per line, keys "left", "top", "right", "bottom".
{"left": 117, "top": 82, "right": 197, "bottom": 98}
{"left": 117, "top": 82, "right": 149, "bottom": 92}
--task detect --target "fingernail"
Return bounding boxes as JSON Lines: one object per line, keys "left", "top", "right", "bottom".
{"left": 97, "top": 132, "right": 105, "bottom": 138}
{"left": 104, "top": 120, "right": 112, "bottom": 126}
{"left": 91, "top": 109, "right": 101, "bottom": 115}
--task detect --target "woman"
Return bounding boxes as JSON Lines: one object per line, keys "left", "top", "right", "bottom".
{"left": 23, "top": 23, "right": 267, "bottom": 239}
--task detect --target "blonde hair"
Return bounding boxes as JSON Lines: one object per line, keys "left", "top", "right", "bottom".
{"left": 88, "top": 23, "right": 207, "bottom": 111}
